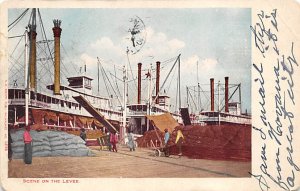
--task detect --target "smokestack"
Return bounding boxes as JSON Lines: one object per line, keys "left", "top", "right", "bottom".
{"left": 210, "top": 78, "right": 214, "bottom": 111}
{"left": 156, "top": 61, "right": 160, "bottom": 104}
{"left": 28, "top": 26, "right": 37, "bottom": 91}
{"left": 137, "top": 63, "right": 142, "bottom": 104}
{"left": 52, "top": 19, "right": 62, "bottom": 95}
{"left": 225, "top": 77, "right": 229, "bottom": 112}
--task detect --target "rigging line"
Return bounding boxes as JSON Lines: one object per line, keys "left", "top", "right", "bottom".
{"left": 27, "top": 9, "right": 33, "bottom": 28}
{"left": 61, "top": 44, "right": 79, "bottom": 74}
{"left": 98, "top": 58, "right": 111, "bottom": 96}
{"left": 9, "top": 67, "right": 25, "bottom": 80}
{"left": 8, "top": 35, "right": 25, "bottom": 39}
{"left": 37, "top": 63, "right": 53, "bottom": 82}
{"left": 8, "top": 59, "right": 23, "bottom": 73}
{"left": 166, "top": 62, "right": 177, "bottom": 93}
{"left": 8, "top": 8, "right": 30, "bottom": 32}
{"left": 109, "top": 71, "right": 123, "bottom": 82}
{"left": 9, "top": 52, "right": 25, "bottom": 73}
{"left": 199, "top": 86, "right": 210, "bottom": 103}
{"left": 100, "top": 66, "right": 111, "bottom": 97}
{"left": 99, "top": 59, "right": 122, "bottom": 106}
{"left": 188, "top": 89, "right": 197, "bottom": 112}
{"left": 161, "top": 56, "right": 178, "bottom": 64}
{"left": 175, "top": 75, "right": 178, "bottom": 113}
{"left": 126, "top": 52, "right": 138, "bottom": 93}
{"left": 35, "top": 43, "right": 54, "bottom": 77}
{"left": 10, "top": 30, "right": 26, "bottom": 56}
{"left": 97, "top": 57, "right": 123, "bottom": 70}
{"left": 113, "top": 65, "right": 122, "bottom": 99}
{"left": 37, "top": 16, "right": 46, "bottom": 42}
{"left": 102, "top": 64, "right": 122, "bottom": 107}
{"left": 220, "top": 85, "right": 240, "bottom": 111}
{"left": 60, "top": 59, "right": 71, "bottom": 77}
{"left": 151, "top": 54, "right": 180, "bottom": 107}
{"left": 8, "top": 8, "right": 29, "bottom": 28}
{"left": 37, "top": 9, "right": 54, "bottom": 67}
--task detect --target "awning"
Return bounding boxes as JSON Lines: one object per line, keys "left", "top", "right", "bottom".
{"left": 59, "top": 113, "right": 73, "bottom": 121}
{"left": 146, "top": 113, "right": 179, "bottom": 132}
{"left": 44, "top": 111, "right": 58, "bottom": 122}
{"left": 31, "top": 109, "right": 46, "bottom": 124}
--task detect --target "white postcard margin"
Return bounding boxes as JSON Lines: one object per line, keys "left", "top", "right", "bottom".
{"left": 0, "top": 0, "right": 300, "bottom": 191}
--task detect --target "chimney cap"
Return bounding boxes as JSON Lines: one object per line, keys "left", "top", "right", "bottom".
{"left": 53, "top": 19, "right": 62, "bottom": 27}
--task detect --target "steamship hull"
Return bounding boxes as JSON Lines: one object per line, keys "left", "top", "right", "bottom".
{"left": 8, "top": 87, "right": 122, "bottom": 145}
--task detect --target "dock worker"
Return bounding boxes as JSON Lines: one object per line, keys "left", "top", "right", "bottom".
{"left": 175, "top": 129, "right": 184, "bottom": 156}
{"left": 110, "top": 132, "right": 118, "bottom": 152}
{"left": 23, "top": 125, "right": 33, "bottom": 164}
{"left": 163, "top": 128, "right": 170, "bottom": 156}
{"left": 127, "top": 130, "right": 135, "bottom": 151}
{"left": 80, "top": 128, "right": 87, "bottom": 143}
{"left": 164, "top": 128, "right": 170, "bottom": 145}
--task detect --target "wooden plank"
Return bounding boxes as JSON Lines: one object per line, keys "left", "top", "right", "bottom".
{"left": 73, "top": 95, "right": 118, "bottom": 133}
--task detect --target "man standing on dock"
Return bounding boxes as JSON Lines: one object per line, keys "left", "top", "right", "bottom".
{"left": 164, "top": 129, "right": 170, "bottom": 157}
{"left": 23, "top": 125, "right": 32, "bottom": 164}
{"left": 127, "top": 130, "right": 135, "bottom": 151}
{"left": 175, "top": 129, "right": 184, "bottom": 156}
{"left": 110, "top": 132, "right": 118, "bottom": 152}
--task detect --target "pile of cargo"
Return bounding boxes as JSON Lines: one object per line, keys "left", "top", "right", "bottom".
{"left": 136, "top": 124, "right": 251, "bottom": 161}
{"left": 10, "top": 129, "right": 94, "bottom": 159}
{"left": 136, "top": 130, "right": 164, "bottom": 148}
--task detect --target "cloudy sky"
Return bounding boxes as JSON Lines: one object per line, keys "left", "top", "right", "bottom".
{"left": 8, "top": 8, "right": 251, "bottom": 113}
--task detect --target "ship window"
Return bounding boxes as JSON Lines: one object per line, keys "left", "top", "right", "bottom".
{"left": 47, "top": 96, "right": 51, "bottom": 103}
{"left": 37, "top": 94, "right": 41, "bottom": 101}
{"left": 30, "top": 92, "right": 35, "bottom": 99}
{"left": 14, "top": 89, "right": 19, "bottom": 99}
{"left": 9, "top": 89, "right": 14, "bottom": 99}
{"left": 61, "top": 100, "right": 64, "bottom": 107}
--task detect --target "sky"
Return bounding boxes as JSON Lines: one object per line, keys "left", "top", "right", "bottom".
{"left": 8, "top": 8, "right": 251, "bottom": 113}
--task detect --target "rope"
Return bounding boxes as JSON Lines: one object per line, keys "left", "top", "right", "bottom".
{"left": 126, "top": 52, "right": 138, "bottom": 94}
{"left": 37, "top": 9, "right": 54, "bottom": 69}
{"left": 61, "top": 44, "right": 79, "bottom": 74}
{"left": 112, "top": 65, "right": 122, "bottom": 99}
{"left": 8, "top": 9, "right": 29, "bottom": 31}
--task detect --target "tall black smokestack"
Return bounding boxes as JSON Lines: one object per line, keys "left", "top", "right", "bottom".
{"left": 137, "top": 63, "right": 142, "bottom": 104}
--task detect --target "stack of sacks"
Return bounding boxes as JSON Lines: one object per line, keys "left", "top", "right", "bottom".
{"left": 44, "top": 131, "right": 91, "bottom": 157}
{"left": 136, "top": 124, "right": 251, "bottom": 161}
{"left": 172, "top": 125, "right": 251, "bottom": 161}
{"left": 10, "top": 129, "right": 94, "bottom": 159}
{"left": 11, "top": 129, "right": 51, "bottom": 159}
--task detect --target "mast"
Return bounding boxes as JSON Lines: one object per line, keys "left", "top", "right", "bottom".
{"left": 218, "top": 80, "right": 220, "bottom": 126}
{"left": 197, "top": 61, "right": 201, "bottom": 112}
{"left": 146, "top": 64, "right": 152, "bottom": 131}
{"left": 178, "top": 54, "right": 181, "bottom": 110}
{"left": 122, "top": 49, "right": 129, "bottom": 139}
{"left": 186, "top": 86, "right": 189, "bottom": 108}
{"left": 239, "top": 83, "right": 242, "bottom": 114}
{"left": 97, "top": 59, "right": 100, "bottom": 95}
{"left": 25, "top": 28, "right": 30, "bottom": 126}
